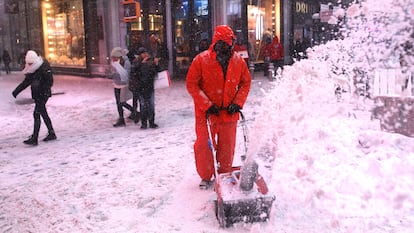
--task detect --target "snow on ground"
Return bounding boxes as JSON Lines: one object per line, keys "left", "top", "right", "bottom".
{"left": 0, "top": 58, "right": 413, "bottom": 232}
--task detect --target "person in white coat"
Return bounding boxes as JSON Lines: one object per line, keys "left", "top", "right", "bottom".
{"left": 110, "top": 47, "right": 134, "bottom": 127}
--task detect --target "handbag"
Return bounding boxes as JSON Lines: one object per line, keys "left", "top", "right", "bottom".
{"left": 154, "top": 70, "right": 171, "bottom": 89}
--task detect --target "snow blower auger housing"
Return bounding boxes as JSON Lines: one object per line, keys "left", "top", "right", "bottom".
{"left": 207, "top": 112, "right": 275, "bottom": 228}
{"left": 213, "top": 168, "right": 275, "bottom": 227}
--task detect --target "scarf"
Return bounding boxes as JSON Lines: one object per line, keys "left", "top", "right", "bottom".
{"left": 22, "top": 56, "right": 44, "bottom": 74}
{"left": 111, "top": 60, "right": 129, "bottom": 82}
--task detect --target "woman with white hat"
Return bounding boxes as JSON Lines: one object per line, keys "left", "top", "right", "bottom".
{"left": 110, "top": 47, "right": 135, "bottom": 127}
{"left": 12, "top": 50, "right": 56, "bottom": 146}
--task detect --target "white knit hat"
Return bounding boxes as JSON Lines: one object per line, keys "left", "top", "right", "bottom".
{"left": 110, "top": 47, "right": 123, "bottom": 57}
{"left": 25, "top": 50, "right": 38, "bottom": 64}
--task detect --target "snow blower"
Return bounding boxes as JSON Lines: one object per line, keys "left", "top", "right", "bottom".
{"left": 207, "top": 112, "right": 275, "bottom": 228}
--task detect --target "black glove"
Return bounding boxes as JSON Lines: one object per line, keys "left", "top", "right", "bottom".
{"left": 227, "top": 103, "right": 241, "bottom": 114}
{"left": 206, "top": 105, "right": 220, "bottom": 116}
{"left": 12, "top": 90, "right": 18, "bottom": 98}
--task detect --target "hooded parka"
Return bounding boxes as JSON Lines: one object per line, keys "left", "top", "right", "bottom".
{"left": 186, "top": 25, "right": 252, "bottom": 180}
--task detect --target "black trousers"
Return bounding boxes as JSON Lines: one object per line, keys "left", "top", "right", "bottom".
{"left": 114, "top": 88, "right": 133, "bottom": 118}
{"left": 132, "top": 93, "right": 139, "bottom": 115}
{"left": 33, "top": 98, "right": 54, "bottom": 139}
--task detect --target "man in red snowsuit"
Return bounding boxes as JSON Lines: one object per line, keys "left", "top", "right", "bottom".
{"left": 186, "top": 25, "right": 252, "bottom": 189}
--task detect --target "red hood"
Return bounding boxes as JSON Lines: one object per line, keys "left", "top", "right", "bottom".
{"left": 209, "top": 25, "right": 235, "bottom": 51}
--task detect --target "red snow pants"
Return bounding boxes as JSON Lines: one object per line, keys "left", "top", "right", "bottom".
{"left": 194, "top": 117, "right": 237, "bottom": 180}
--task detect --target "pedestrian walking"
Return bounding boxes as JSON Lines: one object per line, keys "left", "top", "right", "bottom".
{"left": 128, "top": 54, "right": 141, "bottom": 124}
{"left": 131, "top": 47, "right": 160, "bottom": 129}
{"left": 186, "top": 25, "right": 252, "bottom": 189}
{"left": 12, "top": 50, "right": 57, "bottom": 146}
{"left": 3, "top": 50, "right": 12, "bottom": 74}
{"left": 109, "top": 47, "right": 135, "bottom": 127}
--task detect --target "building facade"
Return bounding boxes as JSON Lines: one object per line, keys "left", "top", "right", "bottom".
{"left": 0, "top": 0, "right": 348, "bottom": 78}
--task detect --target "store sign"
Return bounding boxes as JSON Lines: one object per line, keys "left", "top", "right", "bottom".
{"left": 5, "top": 0, "right": 19, "bottom": 14}
{"left": 296, "top": 1, "right": 309, "bottom": 14}
{"left": 123, "top": 0, "right": 141, "bottom": 22}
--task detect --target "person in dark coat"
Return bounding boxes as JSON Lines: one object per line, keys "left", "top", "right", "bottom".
{"left": 131, "top": 47, "right": 160, "bottom": 129}
{"left": 12, "top": 50, "right": 56, "bottom": 146}
{"left": 128, "top": 50, "right": 141, "bottom": 123}
{"left": 2, "top": 50, "right": 12, "bottom": 74}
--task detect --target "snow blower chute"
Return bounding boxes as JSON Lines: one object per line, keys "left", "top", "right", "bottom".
{"left": 207, "top": 111, "right": 275, "bottom": 228}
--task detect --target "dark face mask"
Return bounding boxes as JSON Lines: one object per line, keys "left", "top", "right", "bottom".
{"left": 214, "top": 40, "right": 233, "bottom": 64}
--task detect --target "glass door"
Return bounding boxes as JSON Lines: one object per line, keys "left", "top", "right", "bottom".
{"left": 173, "top": 0, "right": 211, "bottom": 78}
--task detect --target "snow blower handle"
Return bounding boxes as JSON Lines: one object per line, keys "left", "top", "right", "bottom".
{"left": 237, "top": 110, "right": 249, "bottom": 162}
{"left": 206, "top": 115, "right": 220, "bottom": 178}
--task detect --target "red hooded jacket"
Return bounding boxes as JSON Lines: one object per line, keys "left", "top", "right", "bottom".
{"left": 186, "top": 25, "right": 251, "bottom": 123}
{"left": 261, "top": 36, "right": 284, "bottom": 61}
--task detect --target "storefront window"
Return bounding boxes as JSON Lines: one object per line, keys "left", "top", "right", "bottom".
{"left": 247, "top": 0, "right": 281, "bottom": 62}
{"left": 41, "top": 0, "right": 86, "bottom": 68}
{"left": 129, "top": 0, "right": 164, "bottom": 59}
{"left": 174, "top": 0, "right": 211, "bottom": 77}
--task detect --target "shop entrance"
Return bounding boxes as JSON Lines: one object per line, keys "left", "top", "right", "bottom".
{"left": 127, "top": 0, "right": 167, "bottom": 67}
{"left": 172, "top": 0, "right": 211, "bottom": 78}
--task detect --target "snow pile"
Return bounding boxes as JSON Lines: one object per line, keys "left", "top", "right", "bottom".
{"left": 251, "top": 55, "right": 414, "bottom": 232}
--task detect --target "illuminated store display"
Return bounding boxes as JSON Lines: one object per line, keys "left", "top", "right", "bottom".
{"left": 41, "top": 0, "right": 86, "bottom": 68}
{"left": 247, "top": 0, "right": 281, "bottom": 62}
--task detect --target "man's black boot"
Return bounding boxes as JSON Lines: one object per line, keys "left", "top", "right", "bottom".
{"left": 24, "top": 135, "right": 38, "bottom": 146}
{"left": 149, "top": 120, "right": 158, "bottom": 129}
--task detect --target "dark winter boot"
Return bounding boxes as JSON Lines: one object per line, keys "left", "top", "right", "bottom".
{"left": 129, "top": 111, "right": 141, "bottom": 124}
{"left": 140, "top": 115, "right": 148, "bottom": 129}
{"left": 149, "top": 116, "right": 157, "bottom": 128}
{"left": 23, "top": 135, "right": 38, "bottom": 146}
{"left": 149, "top": 120, "right": 158, "bottom": 128}
{"left": 43, "top": 131, "right": 57, "bottom": 141}
{"left": 113, "top": 118, "right": 126, "bottom": 127}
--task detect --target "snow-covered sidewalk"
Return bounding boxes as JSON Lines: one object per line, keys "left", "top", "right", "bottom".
{"left": 0, "top": 72, "right": 272, "bottom": 232}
